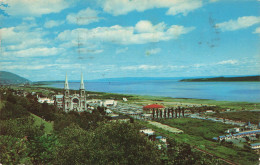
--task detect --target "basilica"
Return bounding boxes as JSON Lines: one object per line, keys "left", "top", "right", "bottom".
{"left": 54, "top": 74, "right": 87, "bottom": 112}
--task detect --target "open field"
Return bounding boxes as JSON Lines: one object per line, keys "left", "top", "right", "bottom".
{"left": 208, "top": 111, "right": 260, "bottom": 124}
{"left": 31, "top": 113, "right": 53, "bottom": 133}
{"left": 138, "top": 118, "right": 258, "bottom": 165}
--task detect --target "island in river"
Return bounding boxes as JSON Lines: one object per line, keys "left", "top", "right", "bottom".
{"left": 180, "top": 75, "right": 260, "bottom": 82}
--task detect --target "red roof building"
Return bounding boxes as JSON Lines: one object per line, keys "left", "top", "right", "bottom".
{"left": 143, "top": 104, "right": 165, "bottom": 109}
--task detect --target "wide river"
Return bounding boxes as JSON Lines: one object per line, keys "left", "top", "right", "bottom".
{"left": 45, "top": 79, "right": 260, "bottom": 102}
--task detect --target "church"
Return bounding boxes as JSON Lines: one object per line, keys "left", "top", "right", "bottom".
{"left": 54, "top": 73, "right": 87, "bottom": 112}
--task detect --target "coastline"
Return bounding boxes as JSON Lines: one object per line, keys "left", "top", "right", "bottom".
{"left": 23, "top": 84, "right": 260, "bottom": 110}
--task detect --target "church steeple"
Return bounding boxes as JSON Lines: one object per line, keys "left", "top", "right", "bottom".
{"left": 79, "top": 73, "right": 85, "bottom": 96}
{"left": 80, "top": 73, "right": 84, "bottom": 90}
{"left": 64, "top": 73, "right": 69, "bottom": 90}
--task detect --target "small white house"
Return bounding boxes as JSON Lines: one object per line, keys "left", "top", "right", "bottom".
{"left": 38, "top": 97, "right": 54, "bottom": 104}
{"left": 105, "top": 109, "right": 113, "bottom": 114}
{"left": 101, "top": 100, "right": 117, "bottom": 107}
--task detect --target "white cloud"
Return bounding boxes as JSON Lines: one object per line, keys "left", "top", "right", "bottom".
{"left": 1, "top": 26, "right": 46, "bottom": 48}
{"left": 66, "top": 8, "right": 101, "bottom": 25}
{"left": 217, "top": 60, "right": 238, "bottom": 65}
{"left": 135, "top": 20, "right": 166, "bottom": 33}
{"left": 119, "top": 59, "right": 240, "bottom": 72}
{"left": 100, "top": 0, "right": 203, "bottom": 16}
{"left": 3, "top": 47, "right": 64, "bottom": 57}
{"left": 116, "top": 47, "right": 128, "bottom": 54}
{"left": 121, "top": 65, "right": 163, "bottom": 71}
{"left": 216, "top": 16, "right": 260, "bottom": 31}
{"left": 44, "top": 20, "right": 64, "bottom": 28}
{"left": 2, "top": 0, "right": 75, "bottom": 16}
{"left": 166, "top": 1, "right": 202, "bottom": 16}
{"left": 57, "top": 20, "right": 194, "bottom": 45}
{"left": 23, "top": 17, "right": 35, "bottom": 21}
{"left": 146, "top": 48, "right": 161, "bottom": 55}
{"left": 253, "top": 27, "right": 260, "bottom": 34}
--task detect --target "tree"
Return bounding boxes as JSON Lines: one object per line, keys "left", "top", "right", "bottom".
{"left": 28, "top": 134, "right": 59, "bottom": 164}
{"left": 0, "top": 135, "right": 32, "bottom": 164}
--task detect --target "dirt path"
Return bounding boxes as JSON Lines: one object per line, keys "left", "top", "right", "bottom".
{"left": 148, "top": 121, "right": 184, "bottom": 134}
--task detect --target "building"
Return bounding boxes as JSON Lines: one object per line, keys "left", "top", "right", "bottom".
{"left": 250, "top": 143, "right": 260, "bottom": 150}
{"left": 101, "top": 99, "right": 117, "bottom": 107}
{"left": 54, "top": 73, "right": 87, "bottom": 112}
{"left": 38, "top": 97, "right": 54, "bottom": 104}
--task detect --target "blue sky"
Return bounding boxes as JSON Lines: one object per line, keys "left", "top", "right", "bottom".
{"left": 0, "top": 0, "right": 259, "bottom": 81}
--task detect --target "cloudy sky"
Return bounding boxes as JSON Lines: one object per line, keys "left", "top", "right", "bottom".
{"left": 0, "top": 0, "right": 259, "bottom": 81}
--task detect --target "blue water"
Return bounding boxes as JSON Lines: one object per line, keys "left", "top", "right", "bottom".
{"left": 45, "top": 79, "right": 260, "bottom": 102}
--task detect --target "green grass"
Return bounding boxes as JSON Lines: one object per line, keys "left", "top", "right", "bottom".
{"left": 137, "top": 118, "right": 258, "bottom": 165}
{"left": 31, "top": 113, "right": 53, "bottom": 133}
{"left": 209, "top": 111, "right": 260, "bottom": 124}
{"left": 0, "top": 100, "right": 5, "bottom": 110}
{"left": 159, "top": 118, "right": 234, "bottom": 140}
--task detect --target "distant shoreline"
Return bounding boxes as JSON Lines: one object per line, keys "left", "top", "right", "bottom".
{"left": 180, "top": 76, "right": 260, "bottom": 82}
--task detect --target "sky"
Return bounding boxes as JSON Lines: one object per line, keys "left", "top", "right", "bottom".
{"left": 0, "top": 0, "right": 259, "bottom": 81}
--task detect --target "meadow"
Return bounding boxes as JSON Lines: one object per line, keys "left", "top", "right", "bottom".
{"left": 138, "top": 118, "right": 259, "bottom": 165}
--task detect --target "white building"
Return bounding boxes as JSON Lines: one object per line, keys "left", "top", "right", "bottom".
{"left": 38, "top": 97, "right": 54, "bottom": 104}
{"left": 101, "top": 100, "right": 117, "bottom": 107}
{"left": 54, "top": 73, "right": 87, "bottom": 112}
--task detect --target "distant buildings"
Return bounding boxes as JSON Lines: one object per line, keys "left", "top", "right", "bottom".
{"left": 213, "top": 130, "right": 260, "bottom": 141}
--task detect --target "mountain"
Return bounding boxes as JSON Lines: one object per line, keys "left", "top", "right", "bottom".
{"left": 0, "top": 71, "right": 31, "bottom": 85}
{"left": 180, "top": 76, "right": 260, "bottom": 82}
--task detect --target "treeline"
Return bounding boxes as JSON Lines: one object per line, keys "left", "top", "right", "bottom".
{"left": 0, "top": 88, "right": 222, "bottom": 164}
{"left": 180, "top": 76, "right": 260, "bottom": 82}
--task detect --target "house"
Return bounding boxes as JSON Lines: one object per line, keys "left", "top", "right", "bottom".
{"left": 105, "top": 109, "right": 113, "bottom": 114}
{"left": 250, "top": 143, "right": 260, "bottom": 150}
{"left": 101, "top": 100, "right": 117, "bottom": 107}
{"left": 38, "top": 97, "right": 54, "bottom": 104}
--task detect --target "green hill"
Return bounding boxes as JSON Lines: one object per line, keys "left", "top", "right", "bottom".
{"left": 0, "top": 71, "right": 31, "bottom": 85}
{"left": 180, "top": 76, "right": 260, "bottom": 82}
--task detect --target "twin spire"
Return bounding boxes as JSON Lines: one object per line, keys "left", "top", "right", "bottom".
{"left": 64, "top": 73, "right": 85, "bottom": 90}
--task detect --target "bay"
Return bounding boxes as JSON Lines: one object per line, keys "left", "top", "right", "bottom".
{"left": 44, "top": 79, "right": 260, "bottom": 102}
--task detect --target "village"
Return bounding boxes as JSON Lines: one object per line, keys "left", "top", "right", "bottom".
{"left": 7, "top": 87, "right": 260, "bottom": 153}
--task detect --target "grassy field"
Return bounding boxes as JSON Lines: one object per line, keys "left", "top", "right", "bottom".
{"left": 209, "top": 111, "right": 260, "bottom": 124}
{"left": 127, "top": 94, "right": 260, "bottom": 110}
{"left": 31, "top": 113, "right": 53, "bottom": 133}
{"left": 138, "top": 118, "right": 258, "bottom": 165}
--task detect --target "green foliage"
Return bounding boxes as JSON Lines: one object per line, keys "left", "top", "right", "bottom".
{"left": 0, "top": 117, "right": 45, "bottom": 139}
{"left": 210, "top": 111, "right": 260, "bottom": 124}
{"left": 28, "top": 134, "right": 59, "bottom": 164}
{"left": 159, "top": 118, "right": 233, "bottom": 140}
{"left": 54, "top": 122, "right": 161, "bottom": 165}
{"left": 139, "top": 119, "right": 259, "bottom": 165}
{"left": 0, "top": 135, "right": 32, "bottom": 164}
{"left": 0, "top": 102, "right": 29, "bottom": 120}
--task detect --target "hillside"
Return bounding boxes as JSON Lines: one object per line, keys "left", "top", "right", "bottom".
{"left": 0, "top": 71, "right": 31, "bottom": 85}
{"left": 180, "top": 76, "right": 260, "bottom": 82}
